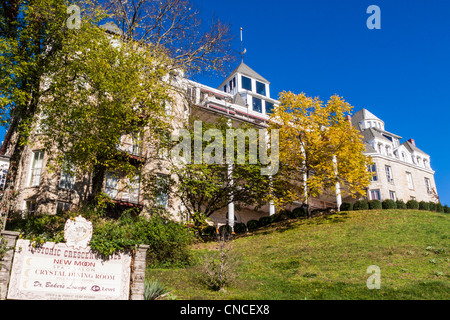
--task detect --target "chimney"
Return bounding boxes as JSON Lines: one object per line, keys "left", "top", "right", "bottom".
{"left": 408, "top": 139, "right": 416, "bottom": 146}
{"left": 345, "top": 115, "right": 352, "bottom": 125}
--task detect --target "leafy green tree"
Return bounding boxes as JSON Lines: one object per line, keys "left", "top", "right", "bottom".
{"left": 0, "top": 0, "right": 232, "bottom": 228}
{"left": 167, "top": 118, "right": 277, "bottom": 226}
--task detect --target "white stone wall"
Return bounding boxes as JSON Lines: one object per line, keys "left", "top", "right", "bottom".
{"left": 367, "top": 155, "right": 437, "bottom": 202}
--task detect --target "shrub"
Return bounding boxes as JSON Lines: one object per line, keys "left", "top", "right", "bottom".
{"left": 353, "top": 200, "right": 368, "bottom": 210}
{"left": 200, "top": 237, "right": 238, "bottom": 291}
{"left": 258, "top": 216, "right": 272, "bottom": 227}
{"left": 218, "top": 224, "right": 233, "bottom": 237}
{"left": 233, "top": 222, "right": 247, "bottom": 235}
{"left": 444, "top": 205, "right": 450, "bottom": 213}
{"left": 340, "top": 202, "right": 353, "bottom": 211}
{"left": 406, "top": 199, "right": 419, "bottom": 209}
{"left": 428, "top": 202, "right": 437, "bottom": 212}
{"left": 419, "top": 201, "right": 430, "bottom": 211}
{"left": 90, "top": 214, "right": 193, "bottom": 267}
{"left": 202, "top": 226, "right": 217, "bottom": 237}
{"left": 290, "top": 207, "right": 307, "bottom": 218}
{"left": 396, "top": 200, "right": 407, "bottom": 209}
{"left": 435, "top": 203, "right": 444, "bottom": 213}
{"left": 8, "top": 209, "right": 193, "bottom": 267}
{"left": 246, "top": 219, "right": 260, "bottom": 231}
{"left": 428, "top": 201, "right": 436, "bottom": 211}
{"left": 382, "top": 199, "right": 397, "bottom": 210}
{"left": 270, "top": 212, "right": 287, "bottom": 223}
{"left": 368, "top": 200, "right": 382, "bottom": 210}
{"left": 280, "top": 210, "right": 291, "bottom": 219}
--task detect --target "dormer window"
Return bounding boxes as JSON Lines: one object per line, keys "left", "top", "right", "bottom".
{"left": 242, "top": 76, "right": 252, "bottom": 91}
{"left": 229, "top": 77, "right": 236, "bottom": 90}
{"left": 256, "top": 81, "right": 266, "bottom": 96}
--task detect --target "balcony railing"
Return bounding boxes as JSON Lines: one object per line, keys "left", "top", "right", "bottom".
{"left": 116, "top": 141, "right": 145, "bottom": 159}
{"left": 105, "top": 187, "right": 140, "bottom": 205}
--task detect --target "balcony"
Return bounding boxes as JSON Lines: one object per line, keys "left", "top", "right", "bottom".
{"left": 116, "top": 141, "right": 146, "bottom": 163}
{"left": 105, "top": 186, "right": 142, "bottom": 208}
{"left": 104, "top": 172, "right": 142, "bottom": 208}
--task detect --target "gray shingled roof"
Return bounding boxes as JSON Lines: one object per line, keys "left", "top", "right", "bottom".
{"left": 402, "top": 140, "right": 429, "bottom": 156}
{"left": 351, "top": 108, "right": 384, "bottom": 131}
{"left": 219, "top": 62, "right": 270, "bottom": 89}
{"left": 234, "top": 62, "right": 269, "bottom": 83}
{"left": 364, "top": 141, "right": 377, "bottom": 153}
{"left": 372, "top": 128, "right": 402, "bottom": 140}
{"left": 360, "top": 127, "right": 392, "bottom": 144}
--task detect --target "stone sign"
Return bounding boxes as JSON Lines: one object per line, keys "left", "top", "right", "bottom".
{"left": 6, "top": 216, "right": 132, "bottom": 300}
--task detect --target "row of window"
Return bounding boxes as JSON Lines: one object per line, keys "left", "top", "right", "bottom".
{"left": 369, "top": 164, "right": 433, "bottom": 195}
{"left": 24, "top": 151, "right": 170, "bottom": 214}
{"left": 369, "top": 189, "right": 423, "bottom": 202}
{"left": 251, "top": 96, "right": 274, "bottom": 114}
{"left": 223, "top": 75, "right": 268, "bottom": 97}
{"left": 363, "top": 120, "right": 384, "bottom": 130}
{"left": 369, "top": 189, "right": 397, "bottom": 201}
{"left": 375, "top": 143, "right": 430, "bottom": 169}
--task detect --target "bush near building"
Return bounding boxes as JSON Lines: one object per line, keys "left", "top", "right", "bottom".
{"left": 396, "top": 200, "right": 407, "bottom": 209}
{"left": 382, "top": 199, "right": 397, "bottom": 210}
{"left": 233, "top": 223, "right": 247, "bottom": 235}
{"left": 340, "top": 202, "right": 353, "bottom": 211}
{"left": 353, "top": 200, "right": 369, "bottom": 210}
{"left": 368, "top": 200, "right": 382, "bottom": 210}
{"left": 246, "top": 220, "right": 260, "bottom": 231}
{"left": 406, "top": 199, "right": 419, "bottom": 210}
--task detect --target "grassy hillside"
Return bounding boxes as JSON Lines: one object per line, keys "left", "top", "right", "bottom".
{"left": 146, "top": 210, "right": 450, "bottom": 300}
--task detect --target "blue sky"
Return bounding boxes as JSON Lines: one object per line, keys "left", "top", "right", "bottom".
{"left": 1, "top": 0, "right": 448, "bottom": 205}
{"left": 191, "top": 0, "right": 450, "bottom": 205}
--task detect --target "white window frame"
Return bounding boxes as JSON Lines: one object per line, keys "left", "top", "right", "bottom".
{"left": 385, "top": 165, "right": 393, "bottom": 183}
{"left": 370, "top": 189, "right": 381, "bottom": 201}
{"left": 105, "top": 172, "right": 119, "bottom": 199}
{"left": 406, "top": 172, "right": 414, "bottom": 190}
{"left": 389, "top": 190, "right": 397, "bottom": 201}
{"left": 369, "top": 164, "right": 378, "bottom": 182}
{"left": 28, "top": 150, "right": 44, "bottom": 187}
{"left": 23, "top": 199, "right": 37, "bottom": 216}
{"left": 424, "top": 178, "right": 432, "bottom": 194}
{"left": 59, "top": 164, "right": 76, "bottom": 190}
{"left": 122, "top": 175, "right": 140, "bottom": 204}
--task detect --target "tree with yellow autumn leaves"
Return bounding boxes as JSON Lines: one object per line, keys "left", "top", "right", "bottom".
{"left": 268, "top": 91, "right": 372, "bottom": 217}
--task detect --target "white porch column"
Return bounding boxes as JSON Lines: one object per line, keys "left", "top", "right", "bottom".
{"left": 228, "top": 160, "right": 235, "bottom": 228}
{"left": 266, "top": 129, "right": 276, "bottom": 216}
{"left": 300, "top": 144, "right": 308, "bottom": 204}
{"left": 227, "top": 119, "right": 235, "bottom": 228}
{"left": 333, "top": 155, "right": 342, "bottom": 210}
{"left": 269, "top": 200, "right": 276, "bottom": 216}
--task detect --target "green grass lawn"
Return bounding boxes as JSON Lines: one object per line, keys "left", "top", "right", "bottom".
{"left": 146, "top": 209, "right": 450, "bottom": 300}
